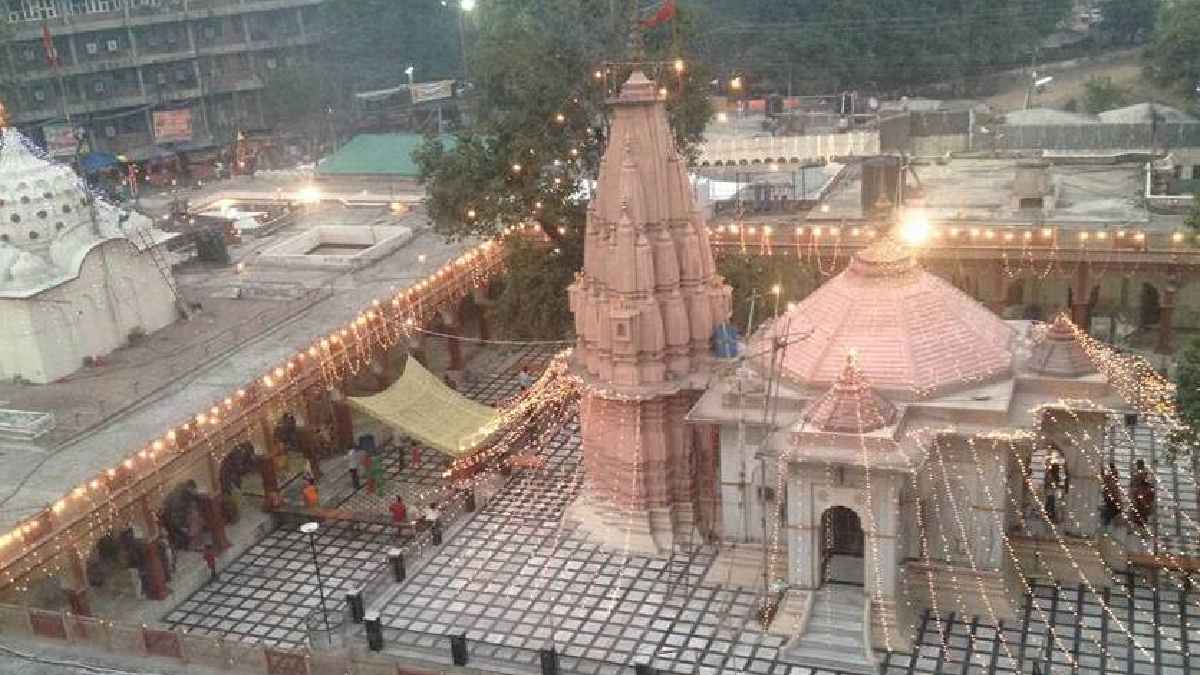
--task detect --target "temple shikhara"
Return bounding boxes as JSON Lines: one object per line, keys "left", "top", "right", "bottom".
{"left": 0, "top": 128, "right": 179, "bottom": 383}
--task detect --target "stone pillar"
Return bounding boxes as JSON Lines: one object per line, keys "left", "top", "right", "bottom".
{"left": 1043, "top": 408, "right": 1107, "bottom": 538}
{"left": 63, "top": 550, "right": 91, "bottom": 617}
{"left": 1070, "top": 262, "right": 1091, "bottom": 332}
{"left": 440, "top": 306, "right": 465, "bottom": 372}
{"left": 256, "top": 418, "right": 282, "bottom": 510}
{"left": 989, "top": 264, "right": 1010, "bottom": 316}
{"left": 1156, "top": 285, "right": 1177, "bottom": 354}
{"left": 140, "top": 537, "right": 169, "bottom": 600}
{"left": 477, "top": 308, "right": 491, "bottom": 342}
{"left": 331, "top": 398, "right": 354, "bottom": 450}
{"left": 137, "top": 498, "right": 169, "bottom": 600}
{"left": 787, "top": 470, "right": 819, "bottom": 589}
{"left": 197, "top": 491, "right": 230, "bottom": 553}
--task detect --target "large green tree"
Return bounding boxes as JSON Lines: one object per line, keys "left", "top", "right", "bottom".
{"left": 1145, "top": 0, "right": 1200, "bottom": 95}
{"left": 416, "top": 0, "right": 713, "bottom": 338}
{"left": 1171, "top": 336, "right": 1200, "bottom": 471}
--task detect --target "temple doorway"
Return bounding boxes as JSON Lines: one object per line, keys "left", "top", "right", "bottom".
{"left": 820, "top": 506, "right": 864, "bottom": 586}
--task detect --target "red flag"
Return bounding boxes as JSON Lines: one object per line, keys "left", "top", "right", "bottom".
{"left": 640, "top": 0, "right": 677, "bottom": 29}
{"left": 41, "top": 23, "right": 60, "bottom": 68}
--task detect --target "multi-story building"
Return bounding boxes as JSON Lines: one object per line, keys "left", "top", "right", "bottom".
{"left": 1, "top": 0, "right": 322, "bottom": 159}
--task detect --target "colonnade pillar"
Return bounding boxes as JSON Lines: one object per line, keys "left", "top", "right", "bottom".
{"left": 1156, "top": 285, "right": 1177, "bottom": 354}
{"left": 197, "top": 490, "right": 230, "bottom": 553}
{"left": 62, "top": 549, "right": 91, "bottom": 617}
{"left": 256, "top": 417, "right": 282, "bottom": 510}
{"left": 138, "top": 497, "right": 169, "bottom": 601}
{"left": 1070, "top": 262, "right": 1091, "bottom": 332}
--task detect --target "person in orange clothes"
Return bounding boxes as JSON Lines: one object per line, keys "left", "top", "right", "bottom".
{"left": 302, "top": 479, "right": 320, "bottom": 508}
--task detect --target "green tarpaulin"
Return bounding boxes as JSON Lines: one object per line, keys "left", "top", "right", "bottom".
{"left": 348, "top": 358, "right": 499, "bottom": 457}
{"left": 316, "top": 133, "right": 455, "bottom": 177}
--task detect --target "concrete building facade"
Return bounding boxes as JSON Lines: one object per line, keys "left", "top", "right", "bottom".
{"left": 1, "top": 0, "right": 322, "bottom": 157}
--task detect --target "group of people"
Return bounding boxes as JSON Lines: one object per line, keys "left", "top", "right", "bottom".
{"left": 1042, "top": 449, "right": 1157, "bottom": 530}
{"left": 1104, "top": 459, "right": 1157, "bottom": 530}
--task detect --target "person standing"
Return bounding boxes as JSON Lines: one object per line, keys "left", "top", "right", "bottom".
{"left": 517, "top": 366, "right": 533, "bottom": 390}
{"left": 389, "top": 495, "right": 408, "bottom": 537}
{"left": 203, "top": 545, "right": 218, "bottom": 583}
{"left": 1101, "top": 462, "right": 1122, "bottom": 527}
{"left": 302, "top": 478, "right": 320, "bottom": 509}
{"left": 347, "top": 445, "right": 362, "bottom": 490}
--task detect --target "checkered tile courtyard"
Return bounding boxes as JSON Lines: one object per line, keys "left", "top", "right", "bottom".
{"left": 166, "top": 346, "right": 1200, "bottom": 673}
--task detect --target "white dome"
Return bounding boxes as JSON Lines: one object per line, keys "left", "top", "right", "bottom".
{"left": 9, "top": 250, "right": 52, "bottom": 285}
{"left": 0, "top": 129, "right": 97, "bottom": 277}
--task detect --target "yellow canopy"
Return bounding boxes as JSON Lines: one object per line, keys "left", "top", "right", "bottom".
{"left": 348, "top": 358, "right": 500, "bottom": 457}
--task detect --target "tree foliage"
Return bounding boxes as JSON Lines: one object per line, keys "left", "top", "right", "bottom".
{"left": 1082, "top": 76, "right": 1130, "bottom": 114}
{"left": 716, "top": 251, "right": 819, "bottom": 334}
{"left": 1145, "top": 0, "right": 1200, "bottom": 94}
{"left": 1171, "top": 336, "right": 1200, "bottom": 460}
{"left": 415, "top": 0, "right": 713, "bottom": 339}
{"left": 318, "top": 0, "right": 463, "bottom": 96}
{"left": 1099, "top": 0, "right": 1159, "bottom": 45}
{"left": 694, "top": 0, "right": 1073, "bottom": 95}
{"left": 260, "top": 66, "right": 329, "bottom": 142}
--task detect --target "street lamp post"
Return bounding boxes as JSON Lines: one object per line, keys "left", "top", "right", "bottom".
{"left": 458, "top": 0, "right": 474, "bottom": 82}
{"left": 300, "top": 521, "right": 333, "bottom": 645}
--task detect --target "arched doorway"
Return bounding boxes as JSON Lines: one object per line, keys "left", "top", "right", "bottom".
{"left": 820, "top": 506, "right": 864, "bottom": 586}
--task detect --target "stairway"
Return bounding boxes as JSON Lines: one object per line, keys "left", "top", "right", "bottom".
{"left": 781, "top": 585, "right": 879, "bottom": 675}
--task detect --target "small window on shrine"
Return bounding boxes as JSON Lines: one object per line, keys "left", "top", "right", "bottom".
{"left": 62, "top": 204, "right": 72, "bottom": 214}
{"left": 615, "top": 323, "right": 627, "bottom": 338}
{"left": 1019, "top": 197, "right": 1043, "bottom": 210}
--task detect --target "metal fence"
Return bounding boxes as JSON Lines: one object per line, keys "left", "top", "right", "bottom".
{"left": 995, "top": 122, "right": 1200, "bottom": 151}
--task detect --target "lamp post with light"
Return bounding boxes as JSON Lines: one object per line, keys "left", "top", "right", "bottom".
{"left": 300, "top": 521, "right": 333, "bottom": 644}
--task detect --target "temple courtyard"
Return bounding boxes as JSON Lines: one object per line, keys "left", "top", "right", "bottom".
{"left": 152, "top": 346, "right": 1200, "bottom": 675}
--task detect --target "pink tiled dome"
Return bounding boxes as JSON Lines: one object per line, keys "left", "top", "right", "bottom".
{"left": 754, "top": 238, "right": 1015, "bottom": 398}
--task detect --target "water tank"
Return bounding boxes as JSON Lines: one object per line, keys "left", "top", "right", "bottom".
{"left": 860, "top": 156, "right": 905, "bottom": 217}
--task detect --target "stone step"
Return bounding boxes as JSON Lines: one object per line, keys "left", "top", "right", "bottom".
{"left": 782, "top": 644, "right": 879, "bottom": 675}
{"left": 797, "top": 629, "right": 865, "bottom": 651}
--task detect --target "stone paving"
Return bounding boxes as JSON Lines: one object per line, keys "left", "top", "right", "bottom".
{"left": 165, "top": 345, "right": 1200, "bottom": 674}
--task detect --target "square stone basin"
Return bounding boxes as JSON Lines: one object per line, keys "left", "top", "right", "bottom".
{"left": 257, "top": 225, "right": 413, "bottom": 270}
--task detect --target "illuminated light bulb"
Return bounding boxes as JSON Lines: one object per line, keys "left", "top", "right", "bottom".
{"left": 830, "top": 226, "right": 841, "bottom": 237}
{"left": 770, "top": 284, "right": 782, "bottom": 295}
{"left": 1042, "top": 227, "right": 1053, "bottom": 237}
{"left": 984, "top": 229, "right": 995, "bottom": 239}
{"left": 1117, "top": 230, "right": 1126, "bottom": 238}
{"left": 153, "top": 440, "right": 164, "bottom": 451}
{"left": 1024, "top": 231, "right": 1033, "bottom": 239}
{"left": 555, "top": 113, "right": 565, "bottom": 124}
{"left": 466, "top": 209, "right": 476, "bottom": 219}
{"left": 1079, "top": 232, "right": 1089, "bottom": 241}
{"left": 90, "top": 480, "right": 101, "bottom": 491}
{"left": 196, "top": 414, "right": 207, "bottom": 425}
{"left": 1096, "top": 231, "right": 1107, "bottom": 240}
{"left": 274, "top": 367, "right": 285, "bottom": 378}
{"left": 1135, "top": 232, "right": 1145, "bottom": 240}
{"left": 123, "top": 459, "right": 133, "bottom": 470}
{"left": 674, "top": 58, "right": 685, "bottom": 73}
{"left": 569, "top": 148, "right": 579, "bottom": 157}
{"left": 557, "top": 226, "right": 567, "bottom": 235}
{"left": 851, "top": 227, "right": 860, "bottom": 236}
{"left": 763, "top": 225, "right": 773, "bottom": 235}
{"left": 511, "top": 163, "right": 522, "bottom": 173}
{"left": 950, "top": 227, "right": 960, "bottom": 236}
{"left": 813, "top": 227, "right": 823, "bottom": 237}
{"left": 1172, "top": 232, "right": 1184, "bottom": 243}
{"left": 899, "top": 210, "right": 932, "bottom": 246}
{"left": 166, "top": 431, "right": 176, "bottom": 442}
{"left": 593, "top": 70, "right": 602, "bottom": 79}
{"left": 658, "top": 87, "right": 668, "bottom": 97}
{"left": 747, "top": 226, "right": 757, "bottom": 235}
{"left": 210, "top": 406, "right": 220, "bottom": 416}
{"left": 263, "top": 375, "right": 274, "bottom": 388}
{"left": 970, "top": 228, "right": 980, "bottom": 237}
{"left": 1004, "top": 232, "right": 1014, "bottom": 241}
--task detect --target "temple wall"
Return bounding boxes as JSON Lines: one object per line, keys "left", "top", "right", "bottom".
{"left": 0, "top": 240, "right": 176, "bottom": 383}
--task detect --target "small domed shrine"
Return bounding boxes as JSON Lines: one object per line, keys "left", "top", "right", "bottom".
{"left": 0, "top": 127, "right": 179, "bottom": 383}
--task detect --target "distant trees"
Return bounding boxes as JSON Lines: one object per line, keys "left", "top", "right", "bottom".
{"left": 1145, "top": 0, "right": 1200, "bottom": 95}
{"left": 1171, "top": 336, "right": 1200, "bottom": 469}
{"left": 693, "top": 0, "right": 1074, "bottom": 95}
{"left": 1098, "top": 0, "right": 1159, "bottom": 46}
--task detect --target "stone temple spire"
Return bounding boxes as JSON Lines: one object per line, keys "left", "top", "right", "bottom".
{"left": 567, "top": 69, "right": 732, "bottom": 554}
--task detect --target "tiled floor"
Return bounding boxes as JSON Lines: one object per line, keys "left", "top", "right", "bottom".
{"left": 166, "top": 345, "right": 1200, "bottom": 674}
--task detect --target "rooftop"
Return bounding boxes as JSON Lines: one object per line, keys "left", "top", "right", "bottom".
{"left": 316, "top": 133, "right": 455, "bottom": 178}
{"left": 815, "top": 156, "right": 1148, "bottom": 226}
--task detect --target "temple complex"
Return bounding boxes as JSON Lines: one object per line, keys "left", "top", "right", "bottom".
{"left": 0, "top": 127, "right": 179, "bottom": 383}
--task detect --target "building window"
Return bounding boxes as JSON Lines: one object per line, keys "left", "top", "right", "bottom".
{"left": 85, "top": 42, "right": 99, "bottom": 55}
{"left": 156, "top": 72, "right": 167, "bottom": 85}
{"left": 1019, "top": 197, "right": 1043, "bottom": 210}
{"left": 104, "top": 126, "right": 117, "bottom": 138}
{"left": 166, "top": 30, "right": 178, "bottom": 44}
{"left": 94, "top": 81, "right": 106, "bottom": 94}
{"left": 106, "top": 39, "right": 119, "bottom": 52}
{"left": 22, "top": 47, "right": 36, "bottom": 62}
{"left": 14, "top": 0, "right": 58, "bottom": 21}
{"left": 175, "top": 67, "right": 188, "bottom": 82}
{"left": 265, "top": 57, "right": 277, "bottom": 70}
